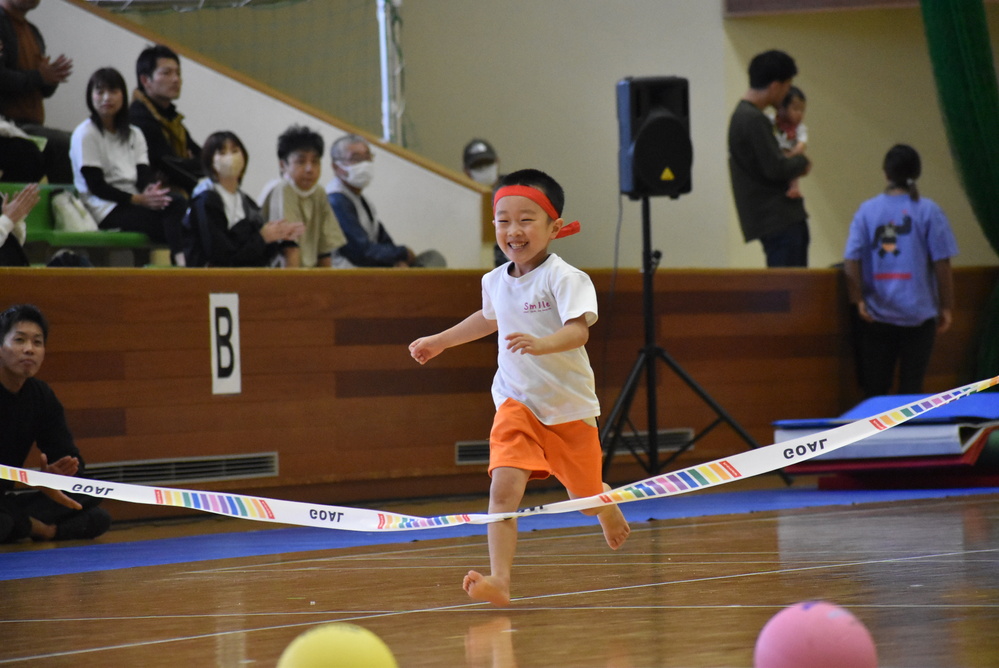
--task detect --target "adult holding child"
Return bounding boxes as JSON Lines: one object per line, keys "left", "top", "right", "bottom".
{"left": 184, "top": 130, "right": 304, "bottom": 267}
{"left": 728, "top": 49, "right": 811, "bottom": 267}
{"left": 69, "top": 67, "right": 187, "bottom": 264}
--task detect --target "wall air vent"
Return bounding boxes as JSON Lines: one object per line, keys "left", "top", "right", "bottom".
{"left": 455, "top": 440, "right": 491, "bottom": 465}
{"left": 85, "top": 453, "right": 278, "bottom": 485}
{"left": 611, "top": 428, "right": 695, "bottom": 456}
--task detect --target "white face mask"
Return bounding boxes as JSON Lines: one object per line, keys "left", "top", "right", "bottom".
{"left": 213, "top": 152, "right": 245, "bottom": 180}
{"left": 469, "top": 163, "right": 499, "bottom": 186}
{"left": 338, "top": 160, "right": 374, "bottom": 190}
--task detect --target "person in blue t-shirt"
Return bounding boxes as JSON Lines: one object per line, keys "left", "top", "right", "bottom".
{"left": 844, "top": 144, "right": 958, "bottom": 397}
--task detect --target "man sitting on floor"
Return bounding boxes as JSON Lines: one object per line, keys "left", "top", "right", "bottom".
{"left": 0, "top": 303, "right": 111, "bottom": 543}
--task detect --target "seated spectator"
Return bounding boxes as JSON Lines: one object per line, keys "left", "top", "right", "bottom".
{"left": 69, "top": 67, "right": 187, "bottom": 265}
{"left": 0, "top": 182, "right": 38, "bottom": 266}
{"left": 184, "top": 130, "right": 304, "bottom": 267}
{"left": 0, "top": 116, "right": 45, "bottom": 182}
{"left": 462, "top": 138, "right": 506, "bottom": 267}
{"left": 326, "top": 134, "right": 445, "bottom": 268}
{"left": 0, "top": 0, "right": 74, "bottom": 183}
{"left": 1, "top": 304, "right": 112, "bottom": 543}
{"left": 259, "top": 125, "right": 345, "bottom": 268}
{"left": 462, "top": 138, "right": 500, "bottom": 187}
{"left": 128, "top": 44, "right": 202, "bottom": 194}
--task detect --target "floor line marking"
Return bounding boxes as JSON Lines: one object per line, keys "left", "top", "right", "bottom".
{"left": 507, "top": 548, "right": 999, "bottom": 605}
{"left": 3, "top": 546, "right": 997, "bottom": 664}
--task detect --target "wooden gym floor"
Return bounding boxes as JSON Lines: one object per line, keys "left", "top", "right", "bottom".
{"left": 2, "top": 483, "right": 998, "bottom": 667}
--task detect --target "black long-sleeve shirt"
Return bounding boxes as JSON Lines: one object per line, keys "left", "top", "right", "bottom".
{"left": 0, "top": 377, "right": 84, "bottom": 493}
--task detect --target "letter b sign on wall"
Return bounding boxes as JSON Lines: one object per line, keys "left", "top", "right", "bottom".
{"left": 210, "top": 293, "right": 241, "bottom": 395}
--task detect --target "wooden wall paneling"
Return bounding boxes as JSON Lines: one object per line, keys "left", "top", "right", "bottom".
{"left": 1, "top": 266, "right": 995, "bottom": 521}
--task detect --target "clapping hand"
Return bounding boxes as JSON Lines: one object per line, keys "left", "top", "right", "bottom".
{"left": 260, "top": 219, "right": 305, "bottom": 243}
{"left": 38, "top": 453, "right": 83, "bottom": 511}
{"left": 1, "top": 184, "right": 40, "bottom": 223}
{"left": 39, "top": 54, "right": 73, "bottom": 85}
{"left": 133, "top": 182, "right": 172, "bottom": 210}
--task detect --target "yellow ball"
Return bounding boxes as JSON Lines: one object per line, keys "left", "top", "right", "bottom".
{"left": 277, "top": 623, "right": 398, "bottom": 668}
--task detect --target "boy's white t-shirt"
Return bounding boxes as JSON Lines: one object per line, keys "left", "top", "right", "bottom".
{"left": 481, "top": 253, "right": 600, "bottom": 425}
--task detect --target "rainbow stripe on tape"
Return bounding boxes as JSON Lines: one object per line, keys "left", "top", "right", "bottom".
{"left": 154, "top": 489, "right": 276, "bottom": 521}
{"left": 871, "top": 392, "right": 955, "bottom": 430}
{"left": 2, "top": 375, "right": 996, "bottom": 531}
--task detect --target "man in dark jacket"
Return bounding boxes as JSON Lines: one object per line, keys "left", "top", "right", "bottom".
{"left": 0, "top": 0, "right": 74, "bottom": 183}
{"left": 128, "top": 44, "right": 202, "bottom": 194}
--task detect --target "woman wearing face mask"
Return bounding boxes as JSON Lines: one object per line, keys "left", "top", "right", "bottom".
{"left": 69, "top": 68, "right": 188, "bottom": 265}
{"left": 183, "top": 131, "right": 304, "bottom": 267}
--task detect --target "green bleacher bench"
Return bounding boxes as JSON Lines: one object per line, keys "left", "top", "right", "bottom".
{"left": 0, "top": 182, "right": 167, "bottom": 265}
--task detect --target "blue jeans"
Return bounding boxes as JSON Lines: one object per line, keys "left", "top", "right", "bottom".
{"left": 761, "top": 220, "right": 809, "bottom": 268}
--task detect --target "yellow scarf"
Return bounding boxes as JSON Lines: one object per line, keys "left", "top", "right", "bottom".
{"left": 132, "top": 88, "right": 189, "bottom": 158}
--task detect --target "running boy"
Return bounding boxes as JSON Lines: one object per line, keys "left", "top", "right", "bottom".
{"left": 409, "top": 169, "right": 630, "bottom": 606}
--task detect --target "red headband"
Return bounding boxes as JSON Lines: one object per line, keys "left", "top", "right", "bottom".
{"left": 493, "top": 185, "right": 581, "bottom": 238}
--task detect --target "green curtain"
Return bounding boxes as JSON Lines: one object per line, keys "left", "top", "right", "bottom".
{"left": 920, "top": 0, "right": 999, "bottom": 380}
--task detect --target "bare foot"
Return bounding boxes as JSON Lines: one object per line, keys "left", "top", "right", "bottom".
{"left": 29, "top": 517, "right": 57, "bottom": 541}
{"left": 597, "top": 505, "right": 630, "bottom": 550}
{"left": 463, "top": 570, "right": 511, "bottom": 607}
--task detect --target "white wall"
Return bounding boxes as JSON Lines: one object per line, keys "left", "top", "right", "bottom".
{"left": 402, "top": 0, "right": 732, "bottom": 270}
{"left": 723, "top": 8, "right": 999, "bottom": 269}
{"left": 29, "top": 1, "right": 999, "bottom": 271}
{"left": 31, "top": 0, "right": 485, "bottom": 268}
{"left": 400, "top": 1, "right": 998, "bottom": 270}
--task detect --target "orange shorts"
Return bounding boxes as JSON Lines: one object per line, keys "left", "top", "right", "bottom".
{"left": 488, "top": 398, "right": 603, "bottom": 498}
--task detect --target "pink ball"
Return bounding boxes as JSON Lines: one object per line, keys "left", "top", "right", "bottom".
{"left": 754, "top": 601, "right": 878, "bottom": 668}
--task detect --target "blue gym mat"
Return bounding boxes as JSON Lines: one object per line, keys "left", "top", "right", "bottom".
{"left": 774, "top": 393, "right": 999, "bottom": 430}
{"left": 1, "top": 486, "right": 997, "bottom": 582}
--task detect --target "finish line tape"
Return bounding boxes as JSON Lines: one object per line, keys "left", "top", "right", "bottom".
{"left": 2, "top": 376, "right": 997, "bottom": 532}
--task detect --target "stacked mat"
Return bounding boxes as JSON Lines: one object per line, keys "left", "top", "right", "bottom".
{"left": 775, "top": 394, "right": 999, "bottom": 489}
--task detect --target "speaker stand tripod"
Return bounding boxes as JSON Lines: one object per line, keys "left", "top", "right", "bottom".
{"left": 600, "top": 196, "right": 791, "bottom": 484}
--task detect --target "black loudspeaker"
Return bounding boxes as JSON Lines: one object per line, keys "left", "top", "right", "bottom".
{"left": 617, "top": 76, "right": 692, "bottom": 199}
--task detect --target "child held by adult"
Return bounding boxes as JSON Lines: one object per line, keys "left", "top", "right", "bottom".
{"left": 409, "top": 169, "right": 629, "bottom": 607}
{"left": 844, "top": 144, "right": 958, "bottom": 397}
{"left": 184, "top": 131, "right": 304, "bottom": 267}
{"left": 69, "top": 68, "right": 187, "bottom": 265}
{"left": 768, "top": 86, "right": 808, "bottom": 199}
